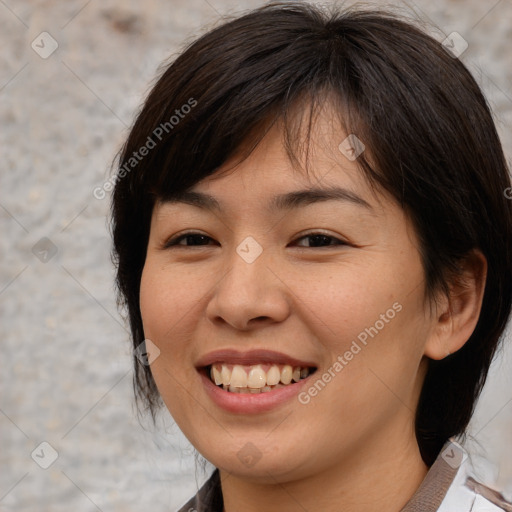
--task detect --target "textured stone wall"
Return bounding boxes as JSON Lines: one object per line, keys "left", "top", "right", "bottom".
{"left": 1, "top": 0, "right": 511, "bottom": 510}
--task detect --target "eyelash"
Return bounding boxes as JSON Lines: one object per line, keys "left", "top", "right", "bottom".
{"left": 163, "top": 231, "right": 348, "bottom": 249}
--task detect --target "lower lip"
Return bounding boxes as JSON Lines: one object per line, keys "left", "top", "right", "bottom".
{"left": 199, "top": 369, "right": 314, "bottom": 414}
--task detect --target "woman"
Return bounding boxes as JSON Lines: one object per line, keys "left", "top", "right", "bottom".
{"left": 110, "top": 2, "right": 512, "bottom": 510}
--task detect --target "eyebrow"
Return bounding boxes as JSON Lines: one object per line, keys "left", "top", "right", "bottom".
{"left": 163, "top": 187, "right": 373, "bottom": 213}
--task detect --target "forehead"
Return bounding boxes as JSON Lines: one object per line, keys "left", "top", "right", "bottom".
{"left": 155, "top": 104, "right": 388, "bottom": 218}
{"left": 149, "top": 112, "right": 419, "bottom": 253}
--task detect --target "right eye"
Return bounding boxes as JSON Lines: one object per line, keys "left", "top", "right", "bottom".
{"left": 164, "top": 232, "right": 218, "bottom": 248}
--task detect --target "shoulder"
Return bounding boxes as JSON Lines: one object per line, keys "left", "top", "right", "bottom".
{"left": 462, "top": 476, "right": 512, "bottom": 512}
{"left": 403, "top": 439, "right": 512, "bottom": 512}
{"left": 439, "top": 451, "right": 512, "bottom": 511}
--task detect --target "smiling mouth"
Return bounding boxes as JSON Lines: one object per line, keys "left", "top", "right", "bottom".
{"left": 204, "top": 363, "right": 317, "bottom": 394}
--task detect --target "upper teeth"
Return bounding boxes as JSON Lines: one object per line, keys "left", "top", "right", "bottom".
{"left": 210, "top": 363, "right": 311, "bottom": 389}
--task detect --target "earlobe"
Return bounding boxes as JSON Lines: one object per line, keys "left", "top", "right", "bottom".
{"left": 424, "top": 250, "right": 487, "bottom": 360}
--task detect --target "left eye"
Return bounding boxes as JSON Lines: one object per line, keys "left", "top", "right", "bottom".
{"left": 293, "top": 233, "right": 347, "bottom": 248}
{"left": 164, "top": 232, "right": 347, "bottom": 248}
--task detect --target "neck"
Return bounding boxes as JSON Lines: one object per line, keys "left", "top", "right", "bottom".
{"left": 220, "top": 430, "right": 428, "bottom": 512}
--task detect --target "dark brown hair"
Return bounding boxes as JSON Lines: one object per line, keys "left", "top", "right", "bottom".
{"left": 110, "top": 2, "right": 512, "bottom": 466}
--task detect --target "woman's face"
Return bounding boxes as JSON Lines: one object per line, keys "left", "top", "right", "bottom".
{"left": 140, "top": 111, "right": 438, "bottom": 483}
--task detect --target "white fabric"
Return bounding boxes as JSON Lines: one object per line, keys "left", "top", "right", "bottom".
{"left": 438, "top": 443, "right": 506, "bottom": 511}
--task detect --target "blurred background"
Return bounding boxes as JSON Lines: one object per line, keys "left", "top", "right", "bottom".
{"left": 1, "top": 0, "right": 511, "bottom": 510}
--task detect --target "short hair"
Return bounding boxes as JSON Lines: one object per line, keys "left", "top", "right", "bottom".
{"left": 110, "top": 2, "right": 512, "bottom": 466}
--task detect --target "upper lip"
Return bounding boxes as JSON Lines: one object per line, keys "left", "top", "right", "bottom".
{"left": 195, "top": 349, "right": 317, "bottom": 369}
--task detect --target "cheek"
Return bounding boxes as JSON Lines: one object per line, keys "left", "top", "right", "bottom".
{"left": 293, "top": 257, "right": 428, "bottom": 390}
{"left": 286, "top": 261, "right": 410, "bottom": 352}
{"left": 139, "top": 260, "right": 200, "bottom": 340}
{"left": 139, "top": 261, "right": 200, "bottom": 422}
{"left": 139, "top": 266, "right": 166, "bottom": 341}
{"left": 139, "top": 258, "right": 216, "bottom": 383}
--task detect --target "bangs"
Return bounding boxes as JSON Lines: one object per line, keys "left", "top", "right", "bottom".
{"left": 123, "top": 36, "right": 372, "bottom": 205}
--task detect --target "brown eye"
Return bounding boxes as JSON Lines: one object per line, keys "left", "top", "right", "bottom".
{"left": 164, "top": 232, "right": 217, "bottom": 248}
{"left": 293, "top": 232, "right": 347, "bottom": 248}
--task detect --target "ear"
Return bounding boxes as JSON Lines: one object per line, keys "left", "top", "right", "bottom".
{"left": 424, "top": 250, "right": 487, "bottom": 360}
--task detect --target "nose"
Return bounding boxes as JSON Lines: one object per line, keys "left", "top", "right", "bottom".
{"left": 205, "top": 241, "right": 291, "bottom": 331}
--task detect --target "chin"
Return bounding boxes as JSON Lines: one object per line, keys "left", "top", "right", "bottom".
{"left": 198, "top": 437, "right": 317, "bottom": 483}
